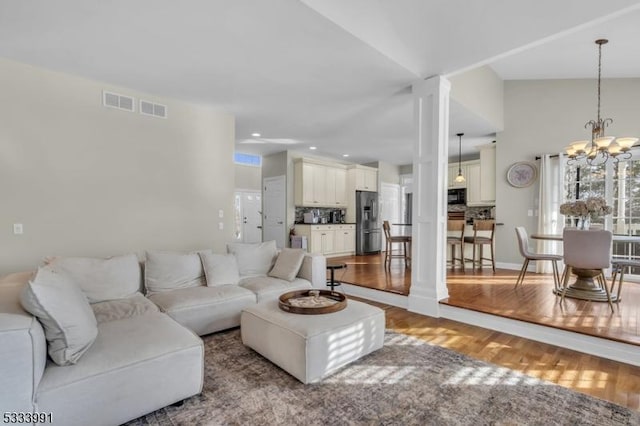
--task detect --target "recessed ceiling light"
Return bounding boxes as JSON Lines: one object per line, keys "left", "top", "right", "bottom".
{"left": 309, "top": 146, "right": 317, "bottom": 150}
{"left": 251, "top": 132, "right": 261, "bottom": 138}
{"left": 342, "top": 154, "right": 349, "bottom": 157}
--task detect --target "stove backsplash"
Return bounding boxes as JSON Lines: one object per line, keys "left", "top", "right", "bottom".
{"left": 447, "top": 205, "right": 495, "bottom": 222}
{"left": 294, "top": 207, "right": 346, "bottom": 224}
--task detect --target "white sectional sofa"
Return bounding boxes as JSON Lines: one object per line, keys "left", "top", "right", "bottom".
{"left": 0, "top": 242, "right": 326, "bottom": 426}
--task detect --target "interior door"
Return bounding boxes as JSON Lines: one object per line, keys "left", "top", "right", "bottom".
{"left": 234, "top": 191, "right": 262, "bottom": 243}
{"left": 263, "top": 175, "right": 287, "bottom": 248}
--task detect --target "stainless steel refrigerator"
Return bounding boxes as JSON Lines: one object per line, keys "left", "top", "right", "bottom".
{"left": 355, "top": 190, "right": 381, "bottom": 255}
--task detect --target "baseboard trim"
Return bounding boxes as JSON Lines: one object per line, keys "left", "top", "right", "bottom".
{"left": 495, "top": 262, "right": 529, "bottom": 271}
{"left": 439, "top": 304, "right": 640, "bottom": 367}
{"left": 340, "top": 283, "right": 408, "bottom": 309}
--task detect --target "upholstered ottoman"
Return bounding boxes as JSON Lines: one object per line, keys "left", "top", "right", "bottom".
{"left": 240, "top": 299, "right": 385, "bottom": 384}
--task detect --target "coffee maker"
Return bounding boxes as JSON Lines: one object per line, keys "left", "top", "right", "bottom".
{"left": 330, "top": 209, "right": 345, "bottom": 224}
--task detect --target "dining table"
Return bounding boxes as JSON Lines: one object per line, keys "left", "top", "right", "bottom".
{"left": 530, "top": 233, "right": 640, "bottom": 302}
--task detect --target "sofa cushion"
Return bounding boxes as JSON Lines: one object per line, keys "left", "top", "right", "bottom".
{"left": 148, "top": 285, "right": 256, "bottom": 336}
{"left": 239, "top": 276, "right": 313, "bottom": 303}
{"left": 36, "top": 312, "right": 203, "bottom": 426}
{"left": 20, "top": 267, "right": 98, "bottom": 366}
{"left": 91, "top": 292, "right": 159, "bottom": 324}
{"left": 199, "top": 252, "right": 240, "bottom": 286}
{"left": 45, "top": 254, "right": 141, "bottom": 303}
{"left": 144, "top": 251, "right": 209, "bottom": 294}
{"left": 227, "top": 241, "right": 277, "bottom": 277}
{"left": 268, "top": 248, "right": 306, "bottom": 282}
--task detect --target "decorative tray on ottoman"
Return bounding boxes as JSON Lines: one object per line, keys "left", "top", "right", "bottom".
{"left": 278, "top": 289, "right": 347, "bottom": 315}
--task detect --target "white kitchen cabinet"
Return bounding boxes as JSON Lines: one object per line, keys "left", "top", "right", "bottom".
{"left": 325, "top": 167, "right": 347, "bottom": 207}
{"left": 479, "top": 143, "right": 496, "bottom": 204}
{"left": 312, "top": 228, "right": 335, "bottom": 255}
{"left": 349, "top": 165, "right": 378, "bottom": 192}
{"left": 295, "top": 224, "right": 355, "bottom": 257}
{"left": 294, "top": 159, "right": 347, "bottom": 207}
{"left": 334, "top": 168, "right": 347, "bottom": 206}
{"left": 333, "top": 224, "right": 356, "bottom": 254}
{"left": 466, "top": 162, "right": 482, "bottom": 206}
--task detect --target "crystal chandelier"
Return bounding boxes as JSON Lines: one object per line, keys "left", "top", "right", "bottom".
{"left": 454, "top": 133, "right": 465, "bottom": 183}
{"left": 565, "top": 39, "right": 637, "bottom": 165}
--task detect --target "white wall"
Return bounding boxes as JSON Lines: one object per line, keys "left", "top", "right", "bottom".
{"left": 0, "top": 59, "right": 236, "bottom": 274}
{"left": 450, "top": 65, "right": 504, "bottom": 131}
{"left": 234, "top": 164, "right": 262, "bottom": 190}
{"left": 495, "top": 78, "right": 640, "bottom": 265}
{"left": 365, "top": 161, "right": 400, "bottom": 185}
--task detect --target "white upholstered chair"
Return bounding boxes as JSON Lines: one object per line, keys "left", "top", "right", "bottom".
{"left": 561, "top": 229, "right": 614, "bottom": 311}
{"left": 514, "top": 227, "right": 563, "bottom": 291}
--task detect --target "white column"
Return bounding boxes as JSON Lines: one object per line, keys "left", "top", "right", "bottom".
{"left": 408, "top": 76, "right": 450, "bottom": 317}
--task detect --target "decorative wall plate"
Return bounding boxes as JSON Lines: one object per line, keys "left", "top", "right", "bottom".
{"left": 507, "top": 162, "right": 537, "bottom": 188}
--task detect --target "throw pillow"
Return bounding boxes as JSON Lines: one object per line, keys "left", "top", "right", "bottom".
{"left": 227, "top": 241, "right": 278, "bottom": 277}
{"left": 45, "top": 254, "right": 141, "bottom": 303}
{"left": 144, "top": 250, "right": 209, "bottom": 294}
{"left": 20, "top": 267, "right": 98, "bottom": 366}
{"left": 199, "top": 252, "right": 240, "bottom": 286}
{"left": 268, "top": 248, "right": 306, "bottom": 282}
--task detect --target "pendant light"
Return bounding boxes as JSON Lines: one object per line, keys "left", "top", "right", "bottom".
{"left": 565, "top": 39, "right": 638, "bottom": 165}
{"left": 454, "top": 133, "right": 466, "bottom": 183}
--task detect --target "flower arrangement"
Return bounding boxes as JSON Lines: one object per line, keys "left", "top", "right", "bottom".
{"left": 560, "top": 197, "right": 612, "bottom": 229}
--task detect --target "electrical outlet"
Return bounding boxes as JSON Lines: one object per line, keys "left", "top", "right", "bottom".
{"left": 218, "top": 209, "right": 224, "bottom": 218}
{"left": 218, "top": 222, "right": 224, "bottom": 230}
{"left": 13, "top": 223, "right": 23, "bottom": 235}
{"left": 527, "top": 210, "right": 533, "bottom": 217}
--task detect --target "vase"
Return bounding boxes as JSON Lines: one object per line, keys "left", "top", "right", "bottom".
{"left": 578, "top": 216, "right": 591, "bottom": 230}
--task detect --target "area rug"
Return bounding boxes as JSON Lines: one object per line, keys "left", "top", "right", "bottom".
{"left": 127, "top": 329, "right": 638, "bottom": 425}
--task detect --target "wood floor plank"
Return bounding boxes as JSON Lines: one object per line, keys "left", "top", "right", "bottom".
{"left": 339, "top": 254, "right": 640, "bottom": 411}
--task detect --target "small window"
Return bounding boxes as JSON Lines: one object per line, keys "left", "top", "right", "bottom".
{"left": 234, "top": 152, "right": 262, "bottom": 167}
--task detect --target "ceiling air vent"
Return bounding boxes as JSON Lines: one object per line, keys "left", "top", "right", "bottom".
{"left": 102, "top": 91, "right": 135, "bottom": 112}
{"left": 140, "top": 100, "right": 167, "bottom": 119}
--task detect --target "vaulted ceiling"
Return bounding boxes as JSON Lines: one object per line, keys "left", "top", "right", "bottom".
{"left": 1, "top": 1, "right": 639, "bottom": 164}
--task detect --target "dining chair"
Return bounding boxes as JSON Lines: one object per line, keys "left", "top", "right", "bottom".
{"left": 610, "top": 258, "right": 640, "bottom": 303}
{"left": 447, "top": 220, "right": 465, "bottom": 271}
{"left": 561, "top": 228, "right": 614, "bottom": 312}
{"left": 464, "top": 220, "right": 496, "bottom": 272}
{"left": 383, "top": 220, "right": 411, "bottom": 269}
{"left": 514, "top": 227, "right": 563, "bottom": 290}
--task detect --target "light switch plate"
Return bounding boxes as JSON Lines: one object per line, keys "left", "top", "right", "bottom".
{"left": 218, "top": 209, "right": 224, "bottom": 218}
{"left": 218, "top": 222, "right": 224, "bottom": 230}
{"left": 13, "top": 223, "right": 23, "bottom": 235}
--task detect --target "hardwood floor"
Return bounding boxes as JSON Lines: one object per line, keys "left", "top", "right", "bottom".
{"left": 376, "top": 300, "right": 640, "bottom": 412}
{"left": 332, "top": 254, "right": 640, "bottom": 411}
{"left": 330, "top": 253, "right": 411, "bottom": 295}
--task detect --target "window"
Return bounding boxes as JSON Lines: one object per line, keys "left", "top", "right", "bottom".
{"left": 564, "top": 153, "right": 640, "bottom": 274}
{"left": 234, "top": 152, "right": 262, "bottom": 167}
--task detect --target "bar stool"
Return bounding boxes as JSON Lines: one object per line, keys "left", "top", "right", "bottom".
{"left": 464, "top": 220, "right": 496, "bottom": 272}
{"left": 383, "top": 220, "right": 411, "bottom": 269}
{"left": 326, "top": 262, "right": 347, "bottom": 291}
{"left": 447, "top": 220, "right": 465, "bottom": 271}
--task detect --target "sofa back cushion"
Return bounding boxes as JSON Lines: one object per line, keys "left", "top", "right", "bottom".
{"left": 45, "top": 254, "right": 141, "bottom": 303}
{"left": 20, "top": 267, "right": 98, "bottom": 366}
{"left": 144, "top": 251, "right": 208, "bottom": 294}
{"left": 268, "top": 248, "right": 306, "bottom": 282}
{"left": 227, "top": 241, "right": 278, "bottom": 277}
{"left": 199, "top": 252, "right": 240, "bottom": 286}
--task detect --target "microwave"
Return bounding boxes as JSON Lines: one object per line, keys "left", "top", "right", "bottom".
{"left": 448, "top": 188, "right": 466, "bottom": 205}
